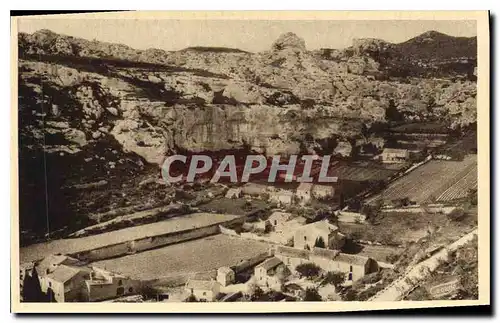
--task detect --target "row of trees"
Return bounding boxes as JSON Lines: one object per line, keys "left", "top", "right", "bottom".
{"left": 22, "top": 268, "right": 55, "bottom": 302}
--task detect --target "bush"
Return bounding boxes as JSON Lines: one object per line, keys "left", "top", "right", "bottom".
{"left": 295, "top": 263, "right": 321, "bottom": 279}
{"left": 386, "top": 253, "right": 400, "bottom": 264}
{"left": 322, "top": 271, "right": 345, "bottom": 288}
{"left": 342, "top": 288, "right": 357, "bottom": 301}
{"left": 361, "top": 202, "right": 382, "bottom": 223}
{"left": 467, "top": 189, "right": 478, "bottom": 206}
{"left": 314, "top": 236, "right": 326, "bottom": 248}
{"left": 357, "top": 283, "right": 385, "bottom": 301}
{"left": 260, "top": 192, "right": 270, "bottom": 201}
{"left": 243, "top": 200, "right": 253, "bottom": 211}
{"left": 247, "top": 282, "right": 264, "bottom": 301}
{"left": 447, "top": 208, "right": 466, "bottom": 222}
{"left": 359, "top": 271, "right": 382, "bottom": 285}
{"left": 303, "top": 287, "right": 322, "bottom": 301}
{"left": 184, "top": 294, "right": 198, "bottom": 302}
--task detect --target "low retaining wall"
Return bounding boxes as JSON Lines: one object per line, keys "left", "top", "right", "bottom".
{"left": 337, "top": 211, "right": 366, "bottom": 223}
{"left": 219, "top": 225, "right": 239, "bottom": 236}
{"left": 71, "top": 217, "right": 245, "bottom": 263}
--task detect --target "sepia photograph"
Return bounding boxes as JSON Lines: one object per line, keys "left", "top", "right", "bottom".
{"left": 10, "top": 11, "right": 490, "bottom": 313}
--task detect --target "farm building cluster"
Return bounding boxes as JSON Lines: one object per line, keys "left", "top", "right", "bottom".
{"left": 20, "top": 254, "right": 141, "bottom": 302}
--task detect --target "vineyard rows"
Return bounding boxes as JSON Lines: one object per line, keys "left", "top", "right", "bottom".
{"left": 366, "top": 155, "right": 477, "bottom": 205}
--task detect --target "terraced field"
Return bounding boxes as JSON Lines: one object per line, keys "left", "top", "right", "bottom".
{"left": 366, "top": 155, "right": 477, "bottom": 205}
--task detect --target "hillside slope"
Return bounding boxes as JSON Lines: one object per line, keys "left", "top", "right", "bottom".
{"left": 17, "top": 30, "right": 477, "bottom": 241}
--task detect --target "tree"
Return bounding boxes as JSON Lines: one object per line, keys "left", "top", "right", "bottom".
{"left": 361, "top": 201, "right": 382, "bottom": 223}
{"left": 260, "top": 192, "right": 270, "bottom": 201}
{"left": 467, "top": 189, "right": 478, "bottom": 206}
{"left": 447, "top": 208, "right": 466, "bottom": 222}
{"left": 22, "top": 267, "right": 46, "bottom": 302}
{"left": 184, "top": 294, "right": 198, "bottom": 302}
{"left": 303, "top": 287, "right": 322, "bottom": 301}
{"left": 385, "top": 99, "right": 404, "bottom": 122}
{"left": 248, "top": 284, "right": 264, "bottom": 301}
{"left": 295, "top": 263, "right": 321, "bottom": 279}
{"left": 322, "top": 271, "right": 345, "bottom": 288}
{"left": 342, "top": 288, "right": 357, "bottom": 301}
{"left": 275, "top": 265, "right": 291, "bottom": 285}
{"left": 243, "top": 200, "right": 253, "bottom": 211}
{"left": 314, "top": 236, "right": 326, "bottom": 248}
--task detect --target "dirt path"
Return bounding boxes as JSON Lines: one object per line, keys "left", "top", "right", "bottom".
{"left": 369, "top": 228, "right": 478, "bottom": 301}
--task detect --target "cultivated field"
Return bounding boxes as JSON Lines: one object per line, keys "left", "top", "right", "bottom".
{"left": 330, "top": 165, "right": 398, "bottom": 182}
{"left": 366, "top": 154, "right": 477, "bottom": 205}
{"left": 92, "top": 235, "right": 271, "bottom": 280}
{"left": 436, "top": 166, "right": 477, "bottom": 202}
{"left": 20, "top": 213, "right": 240, "bottom": 263}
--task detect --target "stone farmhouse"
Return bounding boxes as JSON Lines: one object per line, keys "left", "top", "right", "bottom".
{"left": 274, "top": 245, "right": 379, "bottom": 282}
{"left": 254, "top": 257, "right": 290, "bottom": 290}
{"left": 381, "top": 148, "right": 410, "bottom": 163}
{"left": 268, "top": 211, "right": 293, "bottom": 230}
{"left": 296, "top": 183, "right": 313, "bottom": 204}
{"left": 217, "top": 266, "right": 235, "bottom": 287}
{"left": 293, "top": 220, "right": 345, "bottom": 250}
{"left": 33, "top": 254, "right": 141, "bottom": 302}
{"left": 225, "top": 187, "right": 242, "bottom": 199}
{"left": 85, "top": 266, "right": 142, "bottom": 302}
{"left": 184, "top": 278, "right": 221, "bottom": 302}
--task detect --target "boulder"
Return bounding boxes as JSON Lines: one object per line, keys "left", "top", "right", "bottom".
{"left": 271, "top": 32, "right": 306, "bottom": 52}
{"left": 334, "top": 141, "right": 352, "bottom": 157}
{"left": 222, "top": 81, "right": 263, "bottom": 104}
{"left": 106, "top": 107, "right": 119, "bottom": 116}
{"left": 63, "top": 128, "right": 87, "bottom": 147}
{"left": 92, "top": 131, "right": 101, "bottom": 139}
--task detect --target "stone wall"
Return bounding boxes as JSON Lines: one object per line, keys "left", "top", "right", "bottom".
{"left": 71, "top": 217, "right": 245, "bottom": 263}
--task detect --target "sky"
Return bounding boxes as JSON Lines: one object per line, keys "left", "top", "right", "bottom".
{"left": 17, "top": 19, "right": 477, "bottom": 52}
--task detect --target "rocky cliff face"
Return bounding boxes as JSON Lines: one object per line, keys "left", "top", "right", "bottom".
{"left": 17, "top": 30, "right": 477, "bottom": 237}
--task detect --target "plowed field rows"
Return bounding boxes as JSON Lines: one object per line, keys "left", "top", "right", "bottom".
{"left": 366, "top": 155, "right": 477, "bottom": 205}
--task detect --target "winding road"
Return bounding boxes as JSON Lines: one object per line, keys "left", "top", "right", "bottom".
{"left": 369, "top": 228, "right": 478, "bottom": 301}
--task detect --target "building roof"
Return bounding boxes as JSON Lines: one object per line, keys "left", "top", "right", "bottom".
{"left": 185, "top": 279, "right": 219, "bottom": 291}
{"left": 297, "top": 220, "right": 338, "bottom": 234}
{"left": 333, "top": 253, "right": 371, "bottom": 266}
{"left": 382, "top": 148, "right": 408, "bottom": 156}
{"left": 312, "top": 184, "right": 335, "bottom": 195}
{"left": 226, "top": 187, "right": 241, "bottom": 195}
{"left": 241, "top": 183, "right": 269, "bottom": 196}
{"left": 192, "top": 270, "right": 217, "bottom": 281}
{"left": 311, "top": 247, "right": 341, "bottom": 260}
{"left": 217, "top": 266, "right": 234, "bottom": 275}
{"left": 269, "top": 211, "right": 292, "bottom": 221}
{"left": 256, "top": 257, "right": 283, "bottom": 271}
{"left": 274, "top": 245, "right": 309, "bottom": 260}
{"left": 46, "top": 265, "right": 85, "bottom": 284}
{"left": 273, "top": 190, "right": 294, "bottom": 198}
{"left": 36, "top": 254, "right": 80, "bottom": 276}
